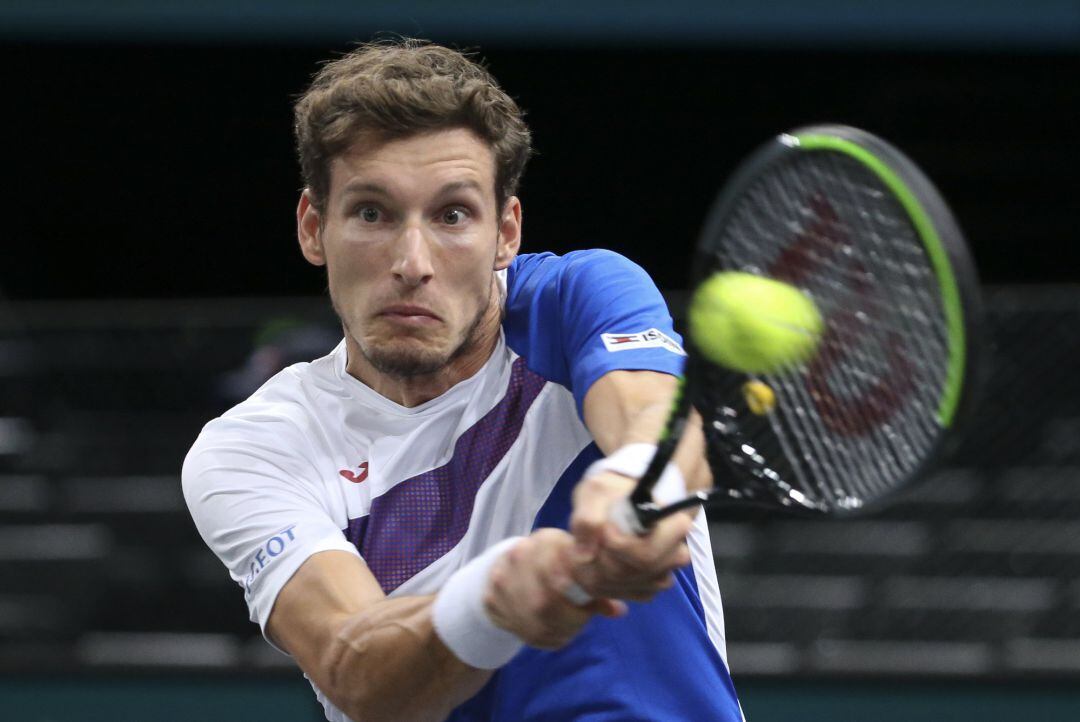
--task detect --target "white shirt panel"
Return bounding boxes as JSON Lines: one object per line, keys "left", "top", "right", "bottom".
{"left": 688, "top": 508, "right": 729, "bottom": 665}
{"left": 181, "top": 379, "right": 362, "bottom": 631}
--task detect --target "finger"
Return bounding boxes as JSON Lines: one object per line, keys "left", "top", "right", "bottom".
{"left": 533, "top": 533, "right": 604, "bottom": 635}
{"left": 550, "top": 543, "right": 625, "bottom": 619}
{"left": 628, "top": 510, "right": 694, "bottom": 558}
{"left": 585, "top": 598, "right": 628, "bottom": 618}
{"left": 585, "top": 574, "right": 673, "bottom": 603}
{"left": 527, "top": 595, "right": 595, "bottom": 649}
{"left": 505, "top": 538, "right": 569, "bottom": 628}
{"left": 563, "top": 550, "right": 652, "bottom": 606}
{"left": 570, "top": 473, "right": 631, "bottom": 558}
{"left": 602, "top": 513, "right": 693, "bottom": 571}
{"left": 565, "top": 564, "right": 639, "bottom": 605}
{"left": 546, "top": 553, "right": 591, "bottom": 606}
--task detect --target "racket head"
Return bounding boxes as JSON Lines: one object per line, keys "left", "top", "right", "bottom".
{"left": 687, "top": 124, "right": 983, "bottom": 517}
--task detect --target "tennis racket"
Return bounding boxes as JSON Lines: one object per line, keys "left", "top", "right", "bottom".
{"left": 613, "top": 124, "right": 982, "bottom": 534}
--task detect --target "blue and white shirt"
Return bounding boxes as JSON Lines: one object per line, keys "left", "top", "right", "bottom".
{"left": 183, "top": 250, "right": 743, "bottom": 722}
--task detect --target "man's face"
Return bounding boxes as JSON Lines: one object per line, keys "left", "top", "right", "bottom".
{"left": 298, "top": 128, "right": 520, "bottom": 379}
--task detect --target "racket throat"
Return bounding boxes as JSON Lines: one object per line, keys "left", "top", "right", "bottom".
{"left": 706, "top": 406, "right": 829, "bottom": 514}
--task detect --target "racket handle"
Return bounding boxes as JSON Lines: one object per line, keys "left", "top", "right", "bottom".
{"left": 616, "top": 462, "right": 691, "bottom": 535}
{"left": 562, "top": 581, "right": 593, "bottom": 606}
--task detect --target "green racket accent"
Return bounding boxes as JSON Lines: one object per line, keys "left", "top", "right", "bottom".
{"left": 793, "top": 133, "right": 966, "bottom": 428}
{"left": 656, "top": 374, "right": 687, "bottom": 444}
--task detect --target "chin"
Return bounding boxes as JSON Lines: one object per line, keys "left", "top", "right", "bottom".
{"left": 361, "top": 337, "right": 454, "bottom": 378}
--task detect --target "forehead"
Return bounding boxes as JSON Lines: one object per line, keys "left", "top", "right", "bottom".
{"left": 329, "top": 128, "right": 497, "bottom": 199}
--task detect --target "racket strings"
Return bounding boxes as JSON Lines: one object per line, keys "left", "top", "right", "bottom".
{"left": 722, "top": 187, "right": 899, "bottom": 506}
{"left": 726, "top": 177, "right": 894, "bottom": 508}
{"left": 792, "top": 156, "right": 942, "bottom": 493}
{"left": 699, "top": 152, "right": 952, "bottom": 510}
{"left": 786, "top": 158, "right": 943, "bottom": 502}
{"left": 768, "top": 161, "right": 920, "bottom": 506}
{"left": 816, "top": 153, "right": 946, "bottom": 466}
{"left": 791, "top": 154, "right": 945, "bottom": 499}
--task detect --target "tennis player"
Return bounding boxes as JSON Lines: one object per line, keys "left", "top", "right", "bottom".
{"left": 183, "top": 40, "right": 742, "bottom": 721}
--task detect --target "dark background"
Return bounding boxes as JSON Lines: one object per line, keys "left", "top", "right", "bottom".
{"left": 4, "top": 42, "right": 1079, "bottom": 300}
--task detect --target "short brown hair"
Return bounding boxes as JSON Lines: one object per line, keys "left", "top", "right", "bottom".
{"left": 294, "top": 39, "right": 532, "bottom": 213}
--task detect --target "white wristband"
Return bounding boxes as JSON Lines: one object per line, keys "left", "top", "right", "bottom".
{"left": 584, "top": 443, "right": 688, "bottom": 508}
{"left": 431, "top": 537, "right": 525, "bottom": 670}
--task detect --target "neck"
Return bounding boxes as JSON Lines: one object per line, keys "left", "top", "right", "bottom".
{"left": 344, "top": 281, "right": 503, "bottom": 408}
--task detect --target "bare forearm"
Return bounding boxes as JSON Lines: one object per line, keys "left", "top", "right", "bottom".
{"left": 271, "top": 538, "right": 598, "bottom": 722}
{"left": 313, "top": 596, "right": 491, "bottom": 722}
{"left": 584, "top": 370, "right": 710, "bottom": 490}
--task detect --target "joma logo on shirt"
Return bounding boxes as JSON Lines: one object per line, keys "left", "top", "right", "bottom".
{"left": 339, "top": 461, "right": 369, "bottom": 483}
{"left": 243, "top": 525, "right": 297, "bottom": 595}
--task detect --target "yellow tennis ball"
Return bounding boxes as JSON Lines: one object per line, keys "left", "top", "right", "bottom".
{"left": 688, "top": 271, "right": 823, "bottom": 374}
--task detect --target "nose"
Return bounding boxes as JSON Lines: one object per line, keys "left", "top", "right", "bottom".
{"left": 390, "top": 222, "right": 434, "bottom": 287}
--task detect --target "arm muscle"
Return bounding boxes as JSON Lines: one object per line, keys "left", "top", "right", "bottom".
{"left": 268, "top": 551, "right": 490, "bottom": 722}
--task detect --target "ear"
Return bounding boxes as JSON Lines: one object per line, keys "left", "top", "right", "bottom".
{"left": 494, "top": 196, "right": 522, "bottom": 271}
{"left": 297, "top": 189, "right": 326, "bottom": 267}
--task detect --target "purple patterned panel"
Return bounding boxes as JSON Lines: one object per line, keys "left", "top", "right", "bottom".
{"left": 344, "top": 358, "right": 546, "bottom": 593}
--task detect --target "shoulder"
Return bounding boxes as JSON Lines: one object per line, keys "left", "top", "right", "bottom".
{"left": 182, "top": 350, "right": 341, "bottom": 496}
{"left": 508, "top": 249, "right": 644, "bottom": 294}
{"left": 204, "top": 359, "right": 325, "bottom": 440}
{"left": 504, "top": 250, "right": 662, "bottom": 335}
{"left": 502, "top": 250, "right": 682, "bottom": 414}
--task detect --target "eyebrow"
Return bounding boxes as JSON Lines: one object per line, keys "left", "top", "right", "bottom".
{"left": 436, "top": 180, "right": 484, "bottom": 196}
{"left": 339, "top": 179, "right": 485, "bottom": 198}
{"left": 340, "top": 181, "right": 391, "bottom": 197}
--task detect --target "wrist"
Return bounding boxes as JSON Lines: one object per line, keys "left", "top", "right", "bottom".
{"left": 431, "top": 537, "right": 525, "bottom": 670}
{"left": 585, "top": 443, "right": 687, "bottom": 506}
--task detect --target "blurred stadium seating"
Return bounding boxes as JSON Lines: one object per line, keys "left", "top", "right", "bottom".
{"left": 1, "top": 286, "right": 1077, "bottom": 682}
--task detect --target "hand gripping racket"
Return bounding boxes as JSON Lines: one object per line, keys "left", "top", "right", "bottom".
{"left": 613, "top": 124, "right": 983, "bottom": 533}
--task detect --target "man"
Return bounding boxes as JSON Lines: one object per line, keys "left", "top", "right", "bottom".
{"left": 183, "top": 39, "right": 742, "bottom": 721}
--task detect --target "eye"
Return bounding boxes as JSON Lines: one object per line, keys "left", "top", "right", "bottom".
{"left": 358, "top": 206, "right": 381, "bottom": 223}
{"left": 442, "top": 208, "right": 468, "bottom": 225}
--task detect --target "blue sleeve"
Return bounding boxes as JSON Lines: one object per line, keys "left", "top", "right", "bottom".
{"left": 503, "top": 250, "right": 686, "bottom": 416}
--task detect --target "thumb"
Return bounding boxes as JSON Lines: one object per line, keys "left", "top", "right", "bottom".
{"left": 572, "top": 471, "right": 638, "bottom": 557}
{"left": 585, "top": 597, "right": 628, "bottom": 618}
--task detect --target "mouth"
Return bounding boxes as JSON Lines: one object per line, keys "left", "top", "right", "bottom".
{"left": 378, "top": 304, "right": 442, "bottom": 327}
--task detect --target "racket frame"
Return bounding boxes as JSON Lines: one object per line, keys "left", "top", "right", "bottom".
{"left": 624, "top": 124, "right": 984, "bottom": 528}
